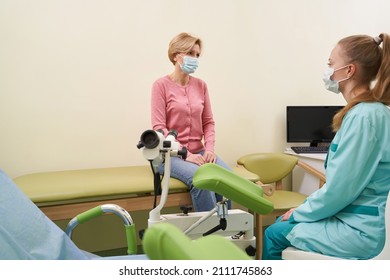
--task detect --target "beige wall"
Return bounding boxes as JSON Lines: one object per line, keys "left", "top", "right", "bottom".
{"left": 1, "top": 0, "right": 389, "bottom": 178}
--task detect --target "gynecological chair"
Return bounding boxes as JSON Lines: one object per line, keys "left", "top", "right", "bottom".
{"left": 137, "top": 130, "right": 275, "bottom": 258}
{"left": 282, "top": 190, "right": 390, "bottom": 260}
{"left": 141, "top": 162, "right": 275, "bottom": 260}
{"left": 236, "top": 153, "right": 326, "bottom": 259}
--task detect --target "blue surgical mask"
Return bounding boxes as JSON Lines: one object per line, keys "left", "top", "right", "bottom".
{"left": 179, "top": 55, "right": 199, "bottom": 74}
{"left": 322, "top": 65, "right": 349, "bottom": 94}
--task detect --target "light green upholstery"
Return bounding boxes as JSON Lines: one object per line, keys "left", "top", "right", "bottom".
{"left": 143, "top": 222, "right": 251, "bottom": 260}
{"left": 232, "top": 166, "right": 260, "bottom": 182}
{"left": 265, "top": 190, "right": 307, "bottom": 209}
{"left": 193, "top": 163, "right": 274, "bottom": 214}
{"left": 236, "top": 153, "right": 307, "bottom": 207}
{"left": 13, "top": 166, "right": 187, "bottom": 206}
{"left": 237, "top": 153, "right": 298, "bottom": 184}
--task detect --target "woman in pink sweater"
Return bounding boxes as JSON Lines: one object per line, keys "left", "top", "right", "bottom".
{"left": 151, "top": 32, "right": 231, "bottom": 212}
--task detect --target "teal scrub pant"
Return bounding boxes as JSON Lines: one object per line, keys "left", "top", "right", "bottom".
{"left": 262, "top": 216, "right": 297, "bottom": 260}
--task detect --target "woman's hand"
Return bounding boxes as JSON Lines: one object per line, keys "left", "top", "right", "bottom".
{"left": 282, "top": 208, "right": 296, "bottom": 221}
{"left": 186, "top": 154, "right": 206, "bottom": 166}
{"left": 203, "top": 151, "right": 216, "bottom": 163}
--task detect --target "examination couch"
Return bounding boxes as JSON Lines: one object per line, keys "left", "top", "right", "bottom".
{"left": 13, "top": 165, "right": 192, "bottom": 221}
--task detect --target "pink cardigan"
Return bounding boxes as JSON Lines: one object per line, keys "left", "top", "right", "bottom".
{"left": 151, "top": 75, "right": 215, "bottom": 155}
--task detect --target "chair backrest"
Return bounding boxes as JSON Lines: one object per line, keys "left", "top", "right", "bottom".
{"left": 237, "top": 153, "right": 298, "bottom": 184}
{"left": 374, "top": 190, "right": 390, "bottom": 259}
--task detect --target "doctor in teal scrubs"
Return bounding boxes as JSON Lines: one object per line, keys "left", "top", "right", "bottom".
{"left": 263, "top": 33, "right": 390, "bottom": 260}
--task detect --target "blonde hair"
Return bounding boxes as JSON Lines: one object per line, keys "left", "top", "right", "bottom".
{"left": 168, "top": 32, "right": 202, "bottom": 65}
{"left": 332, "top": 33, "right": 390, "bottom": 131}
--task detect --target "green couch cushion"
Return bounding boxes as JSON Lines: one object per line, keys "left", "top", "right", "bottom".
{"left": 14, "top": 166, "right": 187, "bottom": 205}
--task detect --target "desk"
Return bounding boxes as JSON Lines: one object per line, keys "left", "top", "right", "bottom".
{"left": 285, "top": 148, "right": 326, "bottom": 195}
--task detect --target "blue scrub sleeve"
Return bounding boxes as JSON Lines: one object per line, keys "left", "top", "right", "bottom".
{"left": 291, "top": 112, "right": 380, "bottom": 222}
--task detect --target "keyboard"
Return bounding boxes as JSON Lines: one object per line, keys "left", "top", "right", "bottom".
{"left": 291, "top": 146, "right": 329, "bottom": 154}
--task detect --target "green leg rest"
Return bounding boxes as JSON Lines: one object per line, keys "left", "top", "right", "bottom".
{"left": 193, "top": 163, "right": 274, "bottom": 215}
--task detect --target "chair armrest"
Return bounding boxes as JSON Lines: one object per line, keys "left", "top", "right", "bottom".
{"left": 255, "top": 182, "right": 275, "bottom": 196}
{"left": 296, "top": 161, "right": 326, "bottom": 187}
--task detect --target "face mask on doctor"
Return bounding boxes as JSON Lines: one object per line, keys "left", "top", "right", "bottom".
{"left": 178, "top": 55, "right": 199, "bottom": 74}
{"left": 322, "top": 65, "right": 350, "bottom": 94}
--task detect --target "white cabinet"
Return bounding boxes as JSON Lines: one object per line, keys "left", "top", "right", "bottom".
{"left": 285, "top": 148, "right": 326, "bottom": 195}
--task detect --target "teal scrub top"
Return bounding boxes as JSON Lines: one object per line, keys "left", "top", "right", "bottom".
{"left": 287, "top": 102, "right": 390, "bottom": 259}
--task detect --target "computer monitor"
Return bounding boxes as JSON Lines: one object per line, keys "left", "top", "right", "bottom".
{"left": 286, "top": 106, "right": 343, "bottom": 146}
